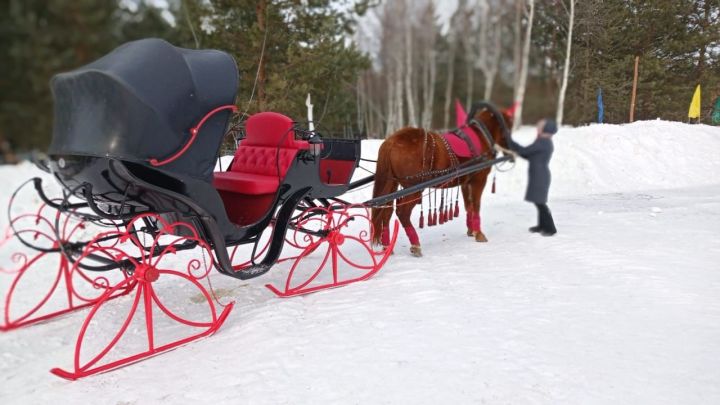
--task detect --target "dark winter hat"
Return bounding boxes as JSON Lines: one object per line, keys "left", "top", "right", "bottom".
{"left": 542, "top": 118, "right": 558, "bottom": 135}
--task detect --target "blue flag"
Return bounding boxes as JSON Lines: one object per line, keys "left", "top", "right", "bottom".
{"left": 597, "top": 88, "right": 604, "bottom": 123}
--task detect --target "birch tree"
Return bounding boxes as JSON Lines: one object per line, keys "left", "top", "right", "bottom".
{"left": 443, "top": 0, "right": 466, "bottom": 129}
{"left": 419, "top": 1, "right": 438, "bottom": 128}
{"left": 556, "top": 0, "right": 575, "bottom": 126}
{"left": 462, "top": 2, "right": 476, "bottom": 107}
{"left": 404, "top": 11, "right": 418, "bottom": 127}
{"left": 513, "top": 0, "right": 535, "bottom": 130}
{"left": 474, "top": 0, "right": 503, "bottom": 101}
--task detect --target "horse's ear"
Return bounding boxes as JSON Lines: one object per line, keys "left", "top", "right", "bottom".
{"left": 505, "top": 101, "right": 520, "bottom": 118}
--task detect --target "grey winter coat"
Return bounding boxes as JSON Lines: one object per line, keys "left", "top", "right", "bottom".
{"left": 508, "top": 137, "right": 554, "bottom": 204}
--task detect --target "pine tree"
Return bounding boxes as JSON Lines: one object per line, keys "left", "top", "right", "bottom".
{"left": 200, "top": 0, "right": 370, "bottom": 135}
{"left": 0, "top": 0, "right": 120, "bottom": 152}
{"left": 0, "top": 0, "right": 181, "bottom": 153}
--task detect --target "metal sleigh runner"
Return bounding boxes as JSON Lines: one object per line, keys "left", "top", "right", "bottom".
{"left": 0, "top": 39, "right": 512, "bottom": 380}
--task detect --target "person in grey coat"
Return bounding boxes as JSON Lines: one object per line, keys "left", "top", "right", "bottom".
{"left": 507, "top": 118, "right": 557, "bottom": 236}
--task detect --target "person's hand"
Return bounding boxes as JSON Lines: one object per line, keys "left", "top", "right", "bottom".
{"left": 494, "top": 144, "right": 517, "bottom": 161}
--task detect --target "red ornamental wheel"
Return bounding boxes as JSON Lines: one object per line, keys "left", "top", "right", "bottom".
{"left": 1, "top": 199, "right": 131, "bottom": 332}
{"left": 49, "top": 213, "right": 233, "bottom": 380}
{"left": 265, "top": 204, "right": 399, "bottom": 297}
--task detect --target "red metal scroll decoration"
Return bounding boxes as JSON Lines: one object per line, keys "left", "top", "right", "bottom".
{"left": 266, "top": 204, "right": 399, "bottom": 297}
{"left": 149, "top": 104, "right": 238, "bottom": 167}
{"left": 50, "top": 213, "right": 234, "bottom": 380}
{"left": 1, "top": 202, "right": 132, "bottom": 331}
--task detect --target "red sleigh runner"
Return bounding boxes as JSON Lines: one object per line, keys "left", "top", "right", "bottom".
{"left": 1, "top": 183, "right": 134, "bottom": 332}
{"left": 49, "top": 213, "right": 233, "bottom": 380}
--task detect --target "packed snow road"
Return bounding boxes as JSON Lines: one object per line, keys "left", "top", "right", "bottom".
{"left": 1, "top": 121, "right": 719, "bottom": 404}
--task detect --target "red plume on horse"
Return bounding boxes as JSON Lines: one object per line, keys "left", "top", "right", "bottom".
{"left": 371, "top": 101, "right": 515, "bottom": 257}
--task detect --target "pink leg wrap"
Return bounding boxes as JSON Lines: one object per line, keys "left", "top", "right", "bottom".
{"left": 381, "top": 226, "right": 390, "bottom": 246}
{"left": 404, "top": 226, "right": 420, "bottom": 246}
{"left": 466, "top": 212, "right": 474, "bottom": 229}
{"left": 471, "top": 213, "right": 481, "bottom": 232}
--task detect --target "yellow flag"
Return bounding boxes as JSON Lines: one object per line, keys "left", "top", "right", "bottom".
{"left": 688, "top": 84, "right": 701, "bottom": 119}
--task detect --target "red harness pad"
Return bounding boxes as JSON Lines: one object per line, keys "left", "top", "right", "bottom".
{"left": 442, "top": 126, "right": 484, "bottom": 158}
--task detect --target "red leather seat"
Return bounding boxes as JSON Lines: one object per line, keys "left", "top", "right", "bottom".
{"left": 213, "top": 112, "right": 307, "bottom": 225}
{"left": 212, "top": 171, "right": 279, "bottom": 195}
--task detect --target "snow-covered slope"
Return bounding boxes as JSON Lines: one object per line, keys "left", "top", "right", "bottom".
{"left": 1, "top": 121, "right": 719, "bottom": 404}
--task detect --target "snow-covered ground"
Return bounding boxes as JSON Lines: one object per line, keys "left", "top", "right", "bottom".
{"left": 1, "top": 120, "right": 719, "bottom": 404}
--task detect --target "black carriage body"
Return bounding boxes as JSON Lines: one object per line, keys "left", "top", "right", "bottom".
{"left": 44, "top": 38, "right": 362, "bottom": 280}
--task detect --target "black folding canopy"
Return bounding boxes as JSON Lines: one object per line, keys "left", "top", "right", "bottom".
{"left": 49, "top": 38, "right": 239, "bottom": 181}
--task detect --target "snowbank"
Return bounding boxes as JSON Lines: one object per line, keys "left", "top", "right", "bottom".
{"left": 503, "top": 120, "right": 720, "bottom": 199}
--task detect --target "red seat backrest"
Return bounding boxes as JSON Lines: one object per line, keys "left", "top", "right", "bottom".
{"left": 229, "top": 112, "right": 302, "bottom": 179}
{"left": 242, "top": 112, "right": 296, "bottom": 147}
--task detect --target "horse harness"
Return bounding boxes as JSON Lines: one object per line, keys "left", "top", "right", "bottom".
{"left": 399, "top": 127, "right": 495, "bottom": 183}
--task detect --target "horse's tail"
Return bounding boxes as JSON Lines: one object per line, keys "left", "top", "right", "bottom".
{"left": 371, "top": 140, "right": 398, "bottom": 245}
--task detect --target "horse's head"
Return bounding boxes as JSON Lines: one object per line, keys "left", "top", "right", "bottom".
{"left": 469, "top": 102, "right": 515, "bottom": 151}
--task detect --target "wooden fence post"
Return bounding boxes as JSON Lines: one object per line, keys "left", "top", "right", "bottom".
{"left": 629, "top": 56, "right": 640, "bottom": 122}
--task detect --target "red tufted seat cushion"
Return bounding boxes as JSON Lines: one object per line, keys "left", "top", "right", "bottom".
{"left": 212, "top": 172, "right": 279, "bottom": 195}
{"left": 229, "top": 147, "right": 297, "bottom": 178}
{"left": 213, "top": 147, "right": 297, "bottom": 195}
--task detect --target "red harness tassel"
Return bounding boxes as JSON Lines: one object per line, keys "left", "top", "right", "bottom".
{"left": 491, "top": 174, "right": 496, "bottom": 194}
{"left": 454, "top": 201, "right": 460, "bottom": 218}
{"left": 419, "top": 210, "right": 424, "bottom": 228}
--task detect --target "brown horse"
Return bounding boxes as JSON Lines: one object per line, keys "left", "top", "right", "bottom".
{"left": 371, "top": 104, "right": 514, "bottom": 257}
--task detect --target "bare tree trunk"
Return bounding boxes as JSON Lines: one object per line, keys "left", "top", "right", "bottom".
{"left": 386, "top": 68, "right": 396, "bottom": 135}
{"left": 463, "top": 6, "right": 475, "bottom": 109}
{"left": 475, "top": 0, "right": 502, "bottom": 102}
{"left": 418, "top": 1, "right": 437, "bottom": 129}
{"left": 513, "top": 0, "right": 523, "bottom": 100}
{"left": 556, "top": 0, "right": 575, "bottom": 126}
{"left": 421, "top": 50, "right": 437, "bottom": 128}
{"left": 513, "top": 0, "right": 534, "bottom": 130}
{"left": 483, "top": 70, "right": 496, "bottom": 100}
{"left": 366, "top": 73, "right": 375, "bottom": 137}
{"left": 356, "top": 77, "right": 364, "bottom": 134}
{"left": 465, "top": 45, "right": 474, "bottom": 107}
{"left": 485, "top": 23, "right": 501, "bottom": 100}
{"left": 443, "top": 41, "right": 457, "bottom": 129}
{"left": 394, "top": 57, "right": 404, "bottom": 130}
{"left": 404, "top": 19, "right": 418, "bottom": 127}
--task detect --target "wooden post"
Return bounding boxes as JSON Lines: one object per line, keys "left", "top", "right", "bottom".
{"left": 306, "top": 93, "right": 314, "bottom": 131}
{"left": 629, "top": 56, "right": 640, "bottom": 122}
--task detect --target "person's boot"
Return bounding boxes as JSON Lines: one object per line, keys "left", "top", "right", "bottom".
{"left": 540, "top": 229, "right": 556, "bottom": 236}
{"left": 528, "top": 226, "right": 542, "bottom": 233}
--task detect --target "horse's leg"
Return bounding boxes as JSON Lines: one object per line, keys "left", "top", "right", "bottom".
{"left": 371, "top": 140, "right": 399, "bottom": 250}
{"left": 461, "top": 182, "right": 474, "bottom": 237}
{"left": 470, "top": 173, "right": 490, "bottom": 242}
{"left": 371, "top": 204, "right": 395, "bottom": 252}
{"left": 396, "top": 192, "right": 423, "bottom": 257}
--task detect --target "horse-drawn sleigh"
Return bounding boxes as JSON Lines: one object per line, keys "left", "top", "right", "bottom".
{"left": 0, "top": 39, "right": 514, "bottom": 379}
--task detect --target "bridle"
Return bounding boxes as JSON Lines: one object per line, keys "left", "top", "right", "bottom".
{"left": 465, "top": 101, "right": 513, "bottom": 158}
